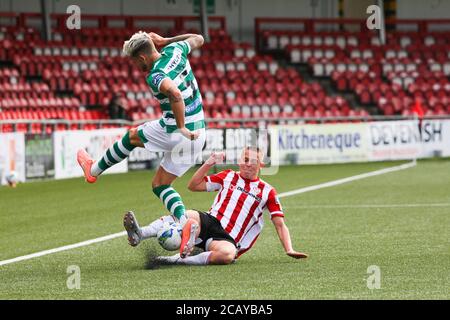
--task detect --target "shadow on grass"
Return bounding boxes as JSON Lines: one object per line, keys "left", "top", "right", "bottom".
{"left": 139, "top": 241, "right": 205, "bottom": 270}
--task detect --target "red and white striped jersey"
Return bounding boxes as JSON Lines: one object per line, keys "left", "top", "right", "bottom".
{"left": 204, "top": 169, "right": 284, "bottom": 257}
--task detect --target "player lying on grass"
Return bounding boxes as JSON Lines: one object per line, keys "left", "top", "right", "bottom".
{"left": 77, "top": 31, "right": 206, "bottom": 224}
{"left": 123, "top": 147, "right": 308, "bottom": 265}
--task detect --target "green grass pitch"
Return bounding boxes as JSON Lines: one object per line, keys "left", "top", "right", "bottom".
{"left": 0, "top": 160, "right": 449, "bottom": 299}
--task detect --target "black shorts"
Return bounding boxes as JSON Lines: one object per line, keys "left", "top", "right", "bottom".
{"left": 194, "top": 210, "right": 237, "bottom": 251}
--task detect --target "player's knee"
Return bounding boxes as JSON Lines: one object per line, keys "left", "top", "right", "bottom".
{"left": 219, "top": 250, "right": 236, "bottom": 265}
{"left": 152, "top": 178, "right": 163, "bottom": 189}
{"left": 185, "top": 210, "right": 199, "bottom": 220}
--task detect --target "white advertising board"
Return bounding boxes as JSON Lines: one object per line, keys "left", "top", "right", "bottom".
{"left": 270, "top": 123, "right": 369, "bottom": 165}
{"left": 418, "top": 120, "right": 450, "bottom": 158}
{"left": 53, "top": 129, "right": 128, "bottom": 179}
{"left": 0, "top": 133, "right": 26, "bottom": 185}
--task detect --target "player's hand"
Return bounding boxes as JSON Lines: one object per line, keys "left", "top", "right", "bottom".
{"left": 206, "top": 151, "right": 225, "bottom": 166}
{"left": 179, "top": 127, "right": 200, "bottom": 141}
{"left": 148, "top": 32, "right": 167, "bottom": 47}
{"left": 286, "top": 250, "right": 308, "bottom": 259}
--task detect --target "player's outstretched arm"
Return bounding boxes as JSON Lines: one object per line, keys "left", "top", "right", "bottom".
{"left": 272, "top": 216, "right": 308, "bottom": 259}
{"left": 188, "top": 152, "right": 225, "bottom": 192}
{"left": 159, "top": 78, "right": 199, "bottom": 141}
{"left": 148, "top": 32, "right": 204, "bottom": 51}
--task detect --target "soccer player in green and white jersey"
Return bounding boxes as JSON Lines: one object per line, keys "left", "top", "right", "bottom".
{"left": 77, "top": 31, "right": 206, "bottom": 228}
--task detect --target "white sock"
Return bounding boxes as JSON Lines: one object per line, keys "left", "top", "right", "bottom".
{"left": 177, "top": 252, "right": 211, "bottom": 265}
{"left": 91, "top": 162, "right": 102, "bottom": 177}
{"left": 156, "top": 252, "right": 212, "bottom": 265}
{"left": 155, "top": 253, "right": 180, "bottom": 264}
{"left": 90, "top": 133, "right": 135, "bottom": 176}
{"left": 141, "top": 215, "right": 175, "bottom": 239}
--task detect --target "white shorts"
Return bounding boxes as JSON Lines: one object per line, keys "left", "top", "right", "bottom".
{"left": 137, "top": 120, "right": 206, "bottom": 177}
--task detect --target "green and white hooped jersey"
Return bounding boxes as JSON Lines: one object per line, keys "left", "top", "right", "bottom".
{"left": 147, "top": 40, "right": 205, "bottom": 133}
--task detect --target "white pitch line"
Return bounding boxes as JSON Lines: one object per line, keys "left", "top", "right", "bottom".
{"left": 284, "top": 203, "right": 450, "bottom": 209}
{"left": 277, "top": 161, "right": 416, "bottom": 198}
{"left": 0, "top": 161, "right": 416, "bottom": 267}
{"left": 0, "top": 231, "right": 126, "bottom": 267}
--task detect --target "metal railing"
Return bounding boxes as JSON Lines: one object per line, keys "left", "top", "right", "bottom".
{"left": 1, "top": 115, "right": 450, "bottom": 133}
{"left": 0, "top": 12, "right": 227, "bottom": 32}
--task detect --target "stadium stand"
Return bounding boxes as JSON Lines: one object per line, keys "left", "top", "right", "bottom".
{"left": 257, "top": 18, "right": 450, "bottom": 117}
{"left": 0, "top": 13, "right": 356, "bottom": 133}
{"left": 1, "top": 14, "right": 449, "bottom": 133}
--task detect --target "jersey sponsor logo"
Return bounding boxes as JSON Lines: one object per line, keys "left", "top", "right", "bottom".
{"left": 230, "top": 184, "right": 262, "bottom": 202}
{"left": 152, "top": 72, "right": 166, "bottom": 88}
{"left": 185, "top": 96, "right": 201, "bottom": 113}
{"left": 163, "top": 48, "right": 182, "bottom": 73}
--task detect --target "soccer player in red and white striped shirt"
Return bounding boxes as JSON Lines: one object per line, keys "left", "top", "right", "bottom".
{"left": 154, "top": 147, "right": 308, "bottom": 266}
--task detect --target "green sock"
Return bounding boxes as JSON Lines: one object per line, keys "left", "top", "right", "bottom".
{"left": 153, "top": 185, "right": 186, "bottom": 220}
{"left": 91, "top": 132, "right": 136, "bottom": 176}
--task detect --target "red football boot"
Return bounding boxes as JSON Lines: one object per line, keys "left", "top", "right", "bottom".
{"left": 76, "top": 149, "right": 97, "bottom": 183}
{"left": 179, "top": 218, "right": 199, "bottom": 258}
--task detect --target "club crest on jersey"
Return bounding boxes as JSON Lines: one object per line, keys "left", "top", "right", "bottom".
{"left": 252, "top": 186, "right": 262, "bottom": 195}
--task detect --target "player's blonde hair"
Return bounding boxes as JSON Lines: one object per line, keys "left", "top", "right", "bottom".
{"left": 122, "top": 31, "right": 155, "bottom": 57}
